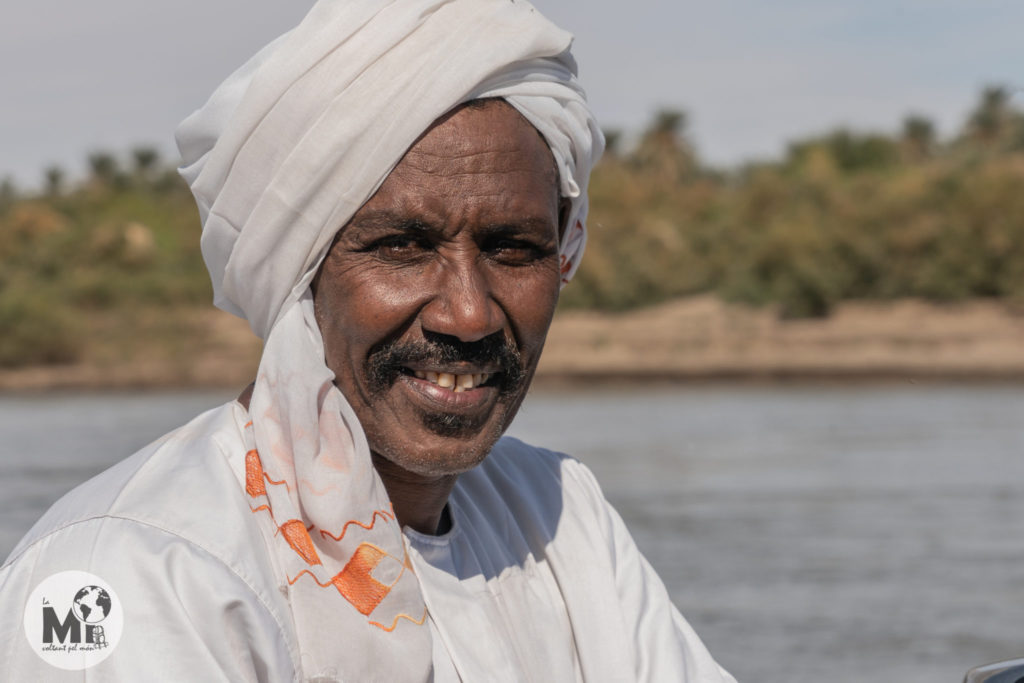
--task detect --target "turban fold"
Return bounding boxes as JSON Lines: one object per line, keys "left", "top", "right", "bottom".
{"left": 175, "top": 0, "right": 602, "bottom": 679}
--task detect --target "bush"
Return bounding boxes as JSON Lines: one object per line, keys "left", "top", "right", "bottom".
{"left": 0, "top": 289, "right": 80, "bottom": 367}
{"left": 562, "top": 89, "right": 1024, "bottom": 318}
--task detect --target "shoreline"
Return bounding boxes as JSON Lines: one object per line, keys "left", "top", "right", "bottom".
{"left": 3, "top": 296, "right": 1024, "bottom": 392}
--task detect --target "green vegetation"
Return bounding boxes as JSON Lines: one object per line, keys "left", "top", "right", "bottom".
{"left": 3, "top": 87, "right": 1024, "bottom": 367}
{"left": 561, "top": 86, "right": 1024, "bottom": 317}
{"left": 0, "top": 148, "right": 209, "bottom": 366}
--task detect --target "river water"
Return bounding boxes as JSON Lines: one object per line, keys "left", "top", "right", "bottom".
{"left": 2, "top": 384, "right": 1022, "bottom": 682}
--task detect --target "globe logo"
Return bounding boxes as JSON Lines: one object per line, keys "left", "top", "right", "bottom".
{"left": 25, "top": 571, "right": 123, "bottom": 670}
{"left": 71, "top": 586, "right": 112, "bottom": 625}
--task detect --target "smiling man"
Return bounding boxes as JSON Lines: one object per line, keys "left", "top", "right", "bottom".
{"left": 0, "top": 1, "right": 734, "bottom": 681}
{"left": 312, "top": 100, "right": 564, "bottom": 535}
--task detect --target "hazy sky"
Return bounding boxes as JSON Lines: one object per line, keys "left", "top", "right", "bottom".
{"left": 3, "top": 0, "right": 1022, "bottom": 186}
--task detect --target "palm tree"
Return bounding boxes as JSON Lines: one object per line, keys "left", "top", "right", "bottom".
{"left": 132, "top": 146, "right": 160, "bottom": 181}
{"left": 0, "top": 177, "right": 16, "bottom": 207}
{"left": 44, "top": 166, "right": 66, "bottom": 196}
{"left": 645, "top": 109, "right": 686, "bottom": 148}
{"left": 632, "top": 108, "right": 695, "bottom": 181}
{"left": 901, "top": 115, "right": 936, "bottom": 161}
{"left": 88, "top": 152, "right": 119, "bottom": 186}
{"left": 966, "top": 86, "right": 1014, "bottom": 145}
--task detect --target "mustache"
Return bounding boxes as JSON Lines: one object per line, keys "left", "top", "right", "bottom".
{"left": 365, "top": 332, "right": 525, "bottom": 398}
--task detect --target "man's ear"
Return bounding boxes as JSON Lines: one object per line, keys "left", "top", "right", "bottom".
{"left": 557, "top": 197, "right": 572, "bottom": 242}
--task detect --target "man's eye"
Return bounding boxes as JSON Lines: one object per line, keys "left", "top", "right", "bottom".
{"left": 367, "top": 235, "right": 429, "bottom": 258}
{"left": 488, "top": 238, "right": 552, "bottom": 264}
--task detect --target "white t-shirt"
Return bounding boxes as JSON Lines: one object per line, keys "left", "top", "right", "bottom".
{"left": 1, "top": 402, "right": 735, "bottom": 682}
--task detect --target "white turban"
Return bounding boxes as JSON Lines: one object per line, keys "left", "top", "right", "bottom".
{"left": 175, "top": 0, "right": 602, "bottom": 680}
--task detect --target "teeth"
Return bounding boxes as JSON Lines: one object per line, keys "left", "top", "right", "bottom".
{"left": 413, "top": 370, "right": 493, "bottom": 391}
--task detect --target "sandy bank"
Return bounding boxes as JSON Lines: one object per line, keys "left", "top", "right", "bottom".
{"left": 3, "top": 296, "right": 1024, "bottom": 391}
{"left": 539, "top": 296, "right": 1024, "bottom": 382}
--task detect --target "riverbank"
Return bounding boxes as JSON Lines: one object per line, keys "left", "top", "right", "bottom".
{"left": 539, "top": 295, "right": 1024, "bottom": 383}
{"left": 3, "top": 296, "right": 1024, "bottom": 391}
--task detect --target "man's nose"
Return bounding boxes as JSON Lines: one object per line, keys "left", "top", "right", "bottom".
{"left": 420, "top": 258, "right": 504, "bottom": 343}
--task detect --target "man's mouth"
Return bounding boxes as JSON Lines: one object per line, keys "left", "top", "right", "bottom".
{"left": 407, "top": 369, "right": 493, "bottom": 393}
{"left": 360, "top": 334, "right": 528, "bottom": 439}
{"left": 396, "top": 366, "right": 502, "bottom": 438}
{"left": 366, "top": 332, "right": 524, "bottom": 400}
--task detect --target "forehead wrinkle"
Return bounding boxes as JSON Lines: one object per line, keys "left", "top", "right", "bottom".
{"left": 398, "top": 169, "right": 554, "bottom": 187}
{"left": 394, "top": 155, "right": 559, "bottom": 206}
{"left": 392, "top": 180, "right": 556, "bottom": 222}
{"left": 400, "top": 106, "right": 559, "bottom": 186}
{"left": 386, "top": 152, "right": 556, "bottom": 203}
{"left": 401, "top": 147, "right": 546, "bottom": 174}
{"left": 347, "top": 208, "right": 435, "bottom": 230}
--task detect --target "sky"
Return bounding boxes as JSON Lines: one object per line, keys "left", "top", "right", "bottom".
{"left": 3, "top": 0, "right": 1023, "bottom": 187}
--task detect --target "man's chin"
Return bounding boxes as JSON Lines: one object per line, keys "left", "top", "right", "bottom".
{"left": 368, "top": 416, "right": 509, "bottom": 479}
{"left": 417, "top": 408, "right": 491, "bottom": 438}
{"left": 359, "top": 364, "right": 537, "bottom": 478}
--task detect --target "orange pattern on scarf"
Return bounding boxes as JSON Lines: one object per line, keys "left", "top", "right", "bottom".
{"left": 279, "top": 519, "right": 322, "bottom": 566}
{"left": 245, "top": 434, "right": 416, "bottom": 623}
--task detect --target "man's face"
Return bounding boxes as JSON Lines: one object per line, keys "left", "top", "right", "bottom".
{"left": 314, "top": 100, "right": 562, "bottom": 478}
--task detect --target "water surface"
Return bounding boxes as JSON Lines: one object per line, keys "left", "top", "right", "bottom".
{"left": 3, "top": 384, "right": 1022, "bottom": 682}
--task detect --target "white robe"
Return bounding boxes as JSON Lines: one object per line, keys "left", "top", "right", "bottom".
{"left": 1, "top": 402, "right": 735, "bottom": 682}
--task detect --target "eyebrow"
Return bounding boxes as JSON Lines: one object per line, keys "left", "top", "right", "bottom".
{"left": 344, "top": 210, "right": 437, "bottom": 237}
{"left": 346, "top": 209, "right": 557, "bottom": 239}
{"left": 477, "top": 218, "right": 559, "bottom": 240}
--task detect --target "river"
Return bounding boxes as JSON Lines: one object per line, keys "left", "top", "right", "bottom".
{"left": 2, "top": 384, "right": 1022, "bottom": 682}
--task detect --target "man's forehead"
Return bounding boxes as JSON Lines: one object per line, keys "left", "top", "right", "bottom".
{"left": 395, "top": 99, "right": 558, "bottom": 181}
{"left": 330, "top": 111, "right": 562, "bottom": 246}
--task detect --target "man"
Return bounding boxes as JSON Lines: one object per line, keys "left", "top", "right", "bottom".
{"left": 1, "top": 1, "right": 735, "bottom": 680}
